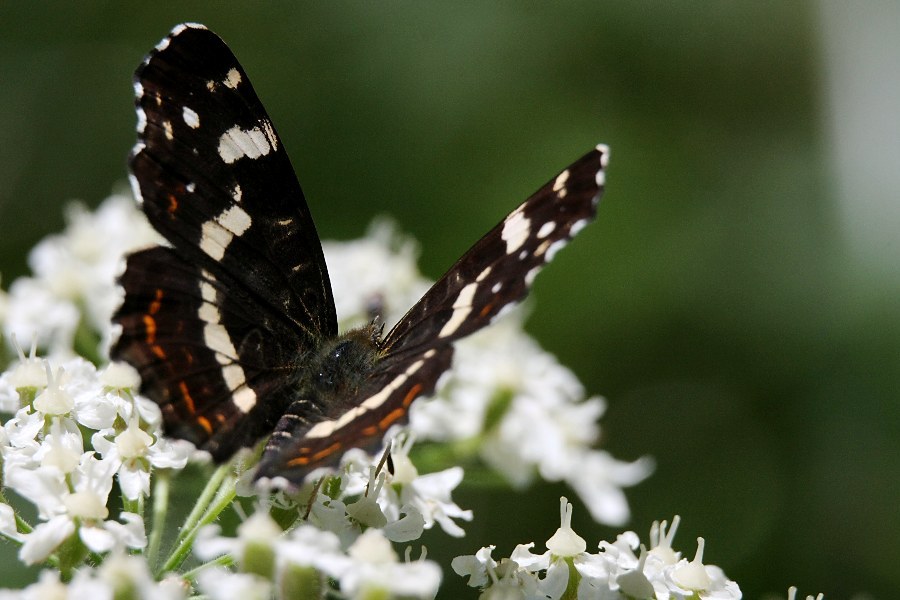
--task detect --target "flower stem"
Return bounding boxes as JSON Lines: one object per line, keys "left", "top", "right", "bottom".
{"left": 158, "top": 465, "right": 238, "bottom": 575}
{"left": 147, "top": 469, "right": 171, "bottom": 571}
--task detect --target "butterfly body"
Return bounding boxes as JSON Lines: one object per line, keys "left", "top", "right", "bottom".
{"left": 112, "top": 23, "right": 608, "bottom": 486}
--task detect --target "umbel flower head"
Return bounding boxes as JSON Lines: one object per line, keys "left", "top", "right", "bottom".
{"left": 453, "top": 498, "right": 742, "bottom": 600}
{"left": 0, "top": 192, "right": 658, "bottom": 598}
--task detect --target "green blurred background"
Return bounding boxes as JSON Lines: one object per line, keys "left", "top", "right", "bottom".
{"left": 1, "top": 3, "right": 898, "bottom": 598}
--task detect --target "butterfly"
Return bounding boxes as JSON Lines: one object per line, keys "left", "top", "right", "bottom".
{"left": 111, "top": 23, "right": 609, "bottom": 486}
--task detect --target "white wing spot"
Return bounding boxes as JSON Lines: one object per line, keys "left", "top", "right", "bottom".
{"left": 476, "top": 265, "right": 492, "bottom": 282}
{"left": 182, "top": 106, "right": 200, "bottom": 129}
{"left": 231, "top": 381, "right": 257, "bottom": 413}
{"left": 502, "top": 208, "right": 530, "bottom": 254}
{"left": 537, "top": 221, "right": 556, "bottom": 239}
{"left": 491, "top": 282, "right": 502, "bottom": 294}
{"left": 231, "top": 184, "right": 242, "bottom": 203}
{"left": 438, "top": 282, "right": 478, "bottom": 338}
{"left": 570, "top": 218, "right": 589, "bottom": 237}
{"left": 218, "top": 124, "right": 274, "bottom": 164}
{"left": 261, "top": 119, "right": 279, "bottom": 150}
{"left": 518, "top": 249, "right": 528, "bottom": 260}
{"left": 135, "top": 108, "right": 147, "bottom": 135}
{"left": 525, "top": 266, "right": 541, "bottom": 287}
{"left": 545, "top": 239, "right": 567, "bottom": 262}
{"left": 553, "top": 169, "right": 570, "bottom": 198}
{"left": 595, "top": 143, "right": 610, "bottom": 186}
{"left": 199, "top": 205, "right": 252, "bottom": 260}
{"left": 224, "top": 68, "right": 242, "bottom": 89}
{"left": 186, "top": 182, "right": 196, "bottom": 193}
{"left": 163, "top": 120, "right": 174, "bottom": 140}
{"left": 197, "top": 276, "right": 256, "bottom": 414}
{"left": 219, "top": 205, "right": 252, "bottom": 235}
{"left": 128, "top": 172, "right": 143, "bottom": 205}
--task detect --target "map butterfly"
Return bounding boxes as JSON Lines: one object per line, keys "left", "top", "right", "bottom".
{"left": 112, "top": 23, "right": 609, "bottom": 486}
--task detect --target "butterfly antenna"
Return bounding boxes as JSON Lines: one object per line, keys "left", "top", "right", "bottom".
{"left": 302, "top": 475, "right": 325, "bottom": 521}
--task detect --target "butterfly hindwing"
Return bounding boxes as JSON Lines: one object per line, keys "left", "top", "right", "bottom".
{"left": 256, "top": 345, "right": 454, "bottom": 482}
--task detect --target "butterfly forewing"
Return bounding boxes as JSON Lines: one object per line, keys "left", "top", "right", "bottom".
{"left": 114, "top": 24, "right": 336, "bottom": 458}
{"left": 383, "top": 145, "right": 608, "bottom": 354}
{"left": 130, "top": 24, "right": 336, "bottom": 342}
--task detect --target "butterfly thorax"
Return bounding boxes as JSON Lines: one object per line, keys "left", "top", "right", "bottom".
{"left": 300, "top": 324, "right": 382, "bottom": 416}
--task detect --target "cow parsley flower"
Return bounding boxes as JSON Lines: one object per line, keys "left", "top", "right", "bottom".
{"left": 2, "top": 194, "right": 161, "bottom": 357}
{"left": 454, "top": 498, "right": 742, "bottom": 600}
{"left": 0, "top": 190, "right": 760, "bottom": 599}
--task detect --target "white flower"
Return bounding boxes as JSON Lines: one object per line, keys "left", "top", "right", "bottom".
{"left": 452, "top": 544, "right": 498, "bottom": 588}
{"left": 322, "top": 220, "right": 430, "bottom": 331}
{"left": 380, "top": 434, "right": 473, "bottom": 538}
{"left": 566, "top": 449, "right": 654, "bottom": 526}
{"left": 91, "top": 417, "right": 191, "bottom": 500}
{"left": 339, "top": 529, "right": 442, "bottom": 600}
{"left": 788, "top": 586, "right": 824, "bottom": 600}
{"left": 0, "top": 502, "right": 23, "bottom": 543}
{"left": 195, "top": 510, "right": 284, "bottom": 579}
{"left": 412, "top": 312, "right": 652, "bottom": 526}
{"left": 454, "top": 505, "right": 741, "bottom": 600}
{"left": 196, "top": 568, "right": 272, "bottom": 600}
{"left": 0, "top": 337, "right": 46, "bottom": 413}
{"left": 5, "top": 452, "right": 145, "bottom": 564}
{"left": 547, "top": 497, "right": 587, "bottom": 557}
{"left": 3, "top": 194, "right": 161, "bottom": 357}
{"left": 0, "top": 570, "right": 68, "bottom": 600}
{"left": 276, "top": 523, "right": 353, "bottom": 579}
{"left": 3, "top": 277, "right": 80, "bottom": 357}
{"left": 70, "top": 552, "right": 188, "bottom": 600}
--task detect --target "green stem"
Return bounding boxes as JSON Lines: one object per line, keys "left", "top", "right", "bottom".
{"left": 181, "top": 554, "right": 236, "bottom": 581}
{"left": 173, "top": 463, "right": 230, "bottom": 550}
{"left": 0, "top": 490, "right": 34, "bottom": 536}
{"left": 147, "top": 470, "right": 171, "bottom": 572}
{"left": 158, "top": 468, "right": 238, "bottom": 574}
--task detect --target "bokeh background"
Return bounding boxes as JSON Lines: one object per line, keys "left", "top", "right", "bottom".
{"left": 1, "top": 3, "right": 898, "bottom": 598}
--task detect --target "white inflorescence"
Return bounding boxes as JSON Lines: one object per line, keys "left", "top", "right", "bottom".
{"left": 1, "top": 191, "right": 650, "bottom": 598}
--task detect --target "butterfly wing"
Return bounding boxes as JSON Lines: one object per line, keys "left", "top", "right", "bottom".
{"left": 384, "top": 145, "right": 608, "bottom": 353}
{"left": 256, "top": 145, "right": 608, "bottom": 482}
{"left": 112, "top": 24, "right": 335, "bottom": 458}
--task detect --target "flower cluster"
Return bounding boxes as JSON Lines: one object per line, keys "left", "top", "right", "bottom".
{"left": 0, "top": 340, "right": 463, "bottom": 598}
{"left": 0, "top": 191, "right": 726, "bottom": 599}
{"left": 453, "top": 497, "right": 742, "bottom": 600}
{"left": 2, "top": 194, "right": 161, "bottom": 360}
{"left": 0, "top": 348, "right": 191, "bottom": 567}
